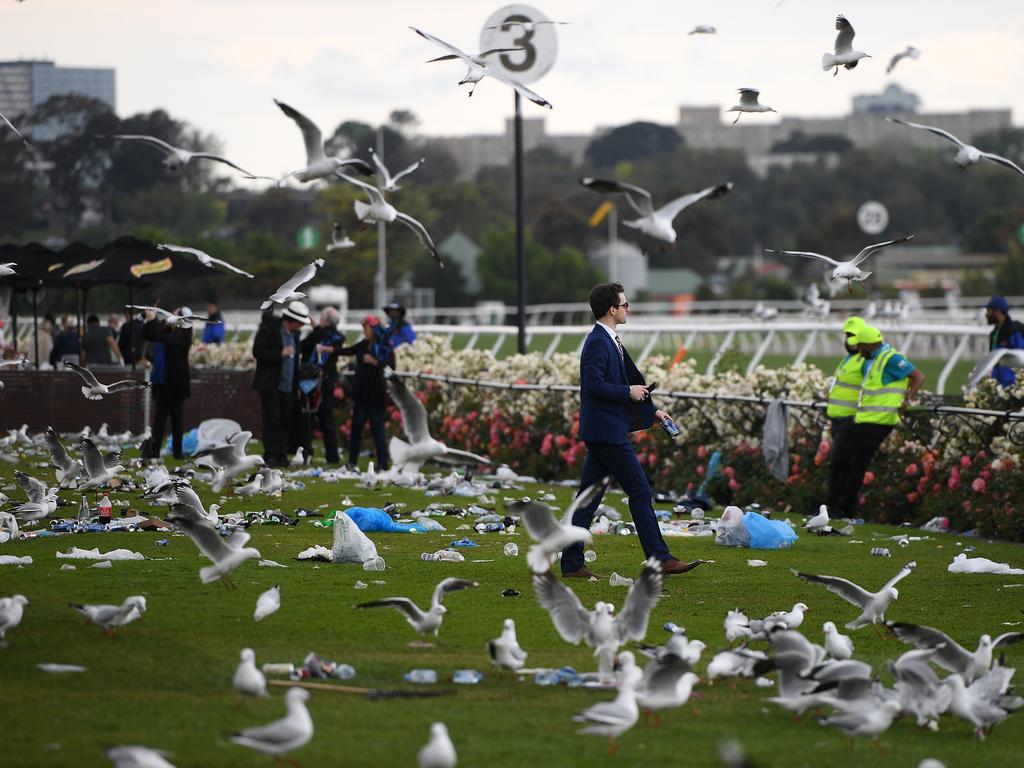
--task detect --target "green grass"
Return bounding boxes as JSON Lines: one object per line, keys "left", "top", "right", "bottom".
{"left": 2, "top": 458, "right": 1023, "bottom": 768}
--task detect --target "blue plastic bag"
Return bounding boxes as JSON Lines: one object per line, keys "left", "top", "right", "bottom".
{"left": 346, "top": 506, "right": 429, "bottom": 533}
{"left": 743, "top": 511, "right": 798, "bottom": 549}
{"left": 166, "top": 428, "right": 199, "bottom": 456}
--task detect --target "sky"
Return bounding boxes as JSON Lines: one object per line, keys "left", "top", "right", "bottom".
{"left": 2, "top": 0, "right": 1023, "bottom": 179}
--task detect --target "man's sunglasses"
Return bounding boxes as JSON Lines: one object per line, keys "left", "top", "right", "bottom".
{"left": 614, "top": 302, "right": 630, "bottom": 309}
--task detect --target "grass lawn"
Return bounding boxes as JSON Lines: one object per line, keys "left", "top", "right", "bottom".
{"left": 1, "top": 455, "right": 1023, "bottom": 768}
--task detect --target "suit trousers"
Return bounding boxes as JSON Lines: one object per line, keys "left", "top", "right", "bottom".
{"left": 316, "top": 380, "right": 340, "bottom": 464}
{"left": 561, "top": 441, "right": 672, "bottom": 574}
{"left": 825, "top": 417, "right": 856, "bottom": 511}
{"left": 151, "top": 396, "right": 184, "bottom": 459}
{"left": 349, "top": 399, "right": 389, "bottom": 470}
{"left": 836, "top": 423, "right": 894, "bottom": 515}
{"left": 260, "top": 390, "right": 293, "bottom": 465}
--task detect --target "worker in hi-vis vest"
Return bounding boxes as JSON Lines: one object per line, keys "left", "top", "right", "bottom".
{"left": 835, "top": 324, "right": 925, "bottom": 516}
{"left": 824, "top": 316, "right": 867, "bottom": 512}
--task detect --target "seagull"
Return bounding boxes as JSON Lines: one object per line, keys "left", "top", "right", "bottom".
{"left": 823, "top": 621, "right": 854, "bottom": 660}
{"left": 822, "top": 15, "right": 871, "bottom": 76}
{"left": 884, "top": 116, "right": 1024, "bottom": 177}
{"left": 227, "top": 686, "right": 313, "bottom": 759}
{"left": 0, "top": 262, "right": 16, "bottom": 276}
{"left": 289, "top": 447, "right": 305, "bottom": 468}
{"left": 417, "top": 722, "right": 457, "bottom": 768}
{"left": 69, "top": 595, "right": 147, "bottom": 637}
{"left": 802, "top": 283, "right": 831, "bottom": 318}
{"left": 157, "top": 244, "right": 254, "bottom": 278}
{"left": 793, "top": 560, "right": 916, "bottom": 632}
{"left": 355, "top": 577, "right": 479, "bottom": 636}
{"left": 336, "top": 174, "right": 444, "bottom": 266}
{"left": 112, "top": 134, "right": 260, "bottom": 177}
{"left": 370, "top": 148, "right": 425, "bottom": 193}
{"left": 886, "top": 45, "right": 921, "bottom": 74}
{"left": 766, "top": 602, "right": 809, "bottom": 631}
{"left": 104, "top": 746, "right": 178, "bottom": 768}
{"left": 579, "top": 178, "right": 733, "bottom": 244}
{"left": 234, "top": 648, "right": 269, "bottom": 700}
{"left": 943, "top": 667, "right": 1023, "bottom": 739}
{"left": 886, "top": 622, "right": 1024, "bottom": 683}
{"left": 254, "top": 584, "right": 280, "bottom": 622}
{"left": 13, "top": 469, "right": 58, "bottom": 521}
{"left": 259, "top": 257, "right": 325, "bottom": 309}
{"left": 766, "top": 236, "right": 914, "bottom": 290}
{"left": 688, "top": 25, "right": 716, "bottom": 35}
{"left": 191, "top": 430, "right": 265, "bottom": 493}
{"left": 488, "top": 618, "right": 528, "bottom": 671}
{"left": 755, "top": 628, "right": 826, "bottom": 699}
{"left": 258, "top": 466, "right": 284, "bottom": 496}
{"left": 533, "top": 558, "right": 663, "bottom": 677}
{"left": 173, "top": 483, "right": 219, "bottom": 525}
{"left": 166, "top": 502, "right": 261, "bottom": 587}
{"left": 751, "top": 301, "right": 778, "bottom": 320}
{"left": 706, "top": 647, "right": 767, "bottom": 680}
{"left": 234, "top": 473, "right": 264, "bottom": 497}
{"left": 0, "top": 110, "right": 31, "bottom": 148}
{"left": 510, "top": 477, "right": 610, "bottom": 573}
{"left": 818, "top": 698, "right": 902, "bottom": 744}
{"left": 125, "top": 305, "right": 218, "bottom": 330}
{"left": 274, "top": 99, "right": 374, "bottom": 185}
{"left": 804, "top": 504, "right": 829, "bottom": 530}
{"left": 385, "top": 371, "right": 487, "bottom": 472}
{"left": 724, "top": 608, "right": 753, "bottom": 645}
{"left": 967, "top": 349, "right": 1024, "bottom": 389}
{"left": 635, "top": 630, "right": 702, "bottom": 715}
{"left": 78, "top": 437, "right": 125, "bottom": 489}
{"left": 326, "top": 222, "right": 355, "bottom": 252}
{"left": 410, "top": 26, "right": 553, "bottom": 108}
{"left": 64, "top": 361, "right": 150, "bottom": 400}
{"left": 0, "top": 595, "right": 28, "bottom": 644}
{"left": 572, "top": 650, "right": 642, "bottom": 753}
{"left": 483, "top": 19, "right": 569, "bottom": 34}
{"left": 360, "top": 461, "right": 379, "bottom": 490}
{"left": 726, "top": 88, "right": 777, "bottom": 124}
{"left": 888, "top": 647, "right": 953, "bottom": 729}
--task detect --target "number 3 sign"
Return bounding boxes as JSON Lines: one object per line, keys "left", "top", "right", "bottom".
{"left": 480, "top": 5, "right": 559, "bottom": 84}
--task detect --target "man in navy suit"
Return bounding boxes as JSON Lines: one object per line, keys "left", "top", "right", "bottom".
{"left": 561, "top": 282, "right": 702, "bottom": 578}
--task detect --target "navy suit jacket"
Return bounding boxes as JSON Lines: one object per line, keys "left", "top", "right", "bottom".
{"left": 578, "top": 325, "right": 655, "bottom": 444}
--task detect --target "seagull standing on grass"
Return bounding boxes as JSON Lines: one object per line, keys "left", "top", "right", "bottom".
{"left": 417, "top": 722, "right": 457, "bottom": 768}
{"left": 69, "top": 596, "right": 147, "bottom": 637}
{"left": 512, "top": 476, "right": 610, "bottom": 574}
{"left": 488, "top": 618, "right": 528, "bottom": 671}
{"left": 726, "top": 88, "right": 776, "bottom": 124}
{"left": 793, "top": 560, "right": 916, "bottom": 634}
{"left": 0, "top": 595, "right": 28, "bottom": 645}
{"left": 579, "top": 178, "right": 733, "bottom": 244}
{"left": 227, "top": 687, "right": 313, "bottom": 760}
{"left": 572, "top": 650, "right": 642, "bottom": 754}
{"left": 65, "top": 361, "right": 150, "bottom": 400}
{"left": 355, "top": 577, "right": 479, "bottom": 637}
{"left": 234, "top": 648, "right": 269, "bottom": 700}
{"left": 823, "top": 621, "right": 854, "bottom": 660}
{"left": 274, "top": 100, "right": 374, "bottom": 185}
{"left": 253, "top": 585, "right": 280, "bottom": 622}
{"left": 766, "top": 236, "right": 914, "bottom": 290}
{"left": 410, "top": 26, "right": 553, "bottom": 108}
{"left": 804, "top": 504, "right": 829, "bottom": 530}
{"left": 157, "top": 244, "right": 254, "bottom": 278}
{"left": 884, "top": 117, "right": 1024, "bottom": 177}
{"left": 943, "top": 667, "right": 1023, "bottom": 739}
{"left": 886, "top": 45, "right": 921, "bottom": 74}
{"left": 104, "top": 746, "right": 178, "bottom": 768}
{"left": 259, "top": 258, "right": 326, "bottom": 309}
{"left": 822, "top": 15, "right": 871, "bottom": 76}
{"left": 112, "top": 135, "right": 261, "bottom": 177}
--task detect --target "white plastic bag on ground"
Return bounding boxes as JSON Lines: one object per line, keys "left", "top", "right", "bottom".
{"left": 948, "top": 553, "right": 1024, "bottom": 575}
{"left": 56, "top": 547, "right": 144, "bottom": 561}
{"left": 331, "top": 511, "right": 379, "bottom": 565}
{"left": 715, "top": 506, "right": 751, "bottom": 548}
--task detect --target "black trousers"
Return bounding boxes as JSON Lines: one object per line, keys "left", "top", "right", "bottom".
{"left": 825, "top": 418, "right": 856, "bottom": 510}
{"left": 152, "top": 397, "right": 184, "bottom": 459}
{"left": 349, "top": 399, "right": 388, "bottom": 469}
{"left": 316, "top": 380, "right": 340, "bottom": 464}
{"left": 837, "top": 422, "right": 894, "bottom": 515}
{"left": 260, "top": 390, "right": 293, "bottom": 465}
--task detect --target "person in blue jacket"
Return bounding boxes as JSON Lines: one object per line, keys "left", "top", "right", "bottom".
{"left": 383, "top": 301, "right": 416, "bottom": 348}
{"left": 202, "top": 300, "right": 225, "bottom": 345}
{"left": 984, "top": 296, "right": 1024, "bottom": 387}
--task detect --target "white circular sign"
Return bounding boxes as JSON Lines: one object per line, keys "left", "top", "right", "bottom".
{"left": 480, "top": 5, "right": 558, "bottom": 84}
{"left": 857, "top": 201, "right": 889, "bottom": 235}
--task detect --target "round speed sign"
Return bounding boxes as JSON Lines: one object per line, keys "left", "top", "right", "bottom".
{"left": 480, "top": 5, "right": 559, "bottom": 84}
{"left": 857, "top": 201, "right": 889, "bottom": 235}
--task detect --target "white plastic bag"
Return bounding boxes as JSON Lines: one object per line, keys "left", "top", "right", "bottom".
{"left": 715, "top": 506, "right": 751, "bottom": 548}
{"left": 331, "top": 511, "right": 379, "bottom": 565}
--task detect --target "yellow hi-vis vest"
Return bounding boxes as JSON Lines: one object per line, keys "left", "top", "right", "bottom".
{"left": 855, "top": 346, "right": 909, "bottom": 426}
{"left": 827, "top": 353, "right": 863, "bottom": 418}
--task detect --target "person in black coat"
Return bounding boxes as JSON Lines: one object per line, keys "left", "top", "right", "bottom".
{"left": 299, "top": 306, "right": 347, "bottom": 464}
{"left": 143, "top": 308, "right": 193, "bottom": 459}
{"left": 252, "top": 301, "right": 311, "bottom": 466}
{"left": 339, "top": 314, "right": 395, "bottom": 470}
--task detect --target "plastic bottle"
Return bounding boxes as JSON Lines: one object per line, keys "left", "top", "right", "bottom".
{"left": 404, "top": 669, "right": 438, "bottom": 684}
{"left": 584, "top": 550, "right": 597, "bottom": 563}
{"left": 334, "top": 664, "right": 356, "bottom": 680}
{"left": 97, "top": 494, "right": 112, "bottom": 525}
{"left": 261, "top": 662, "right": 295, "bottom": 676}
{"left": 362, "top": 557, "right": 386, "bottom": 571}
{"left": 503, "top": 543, "right": 519, "bottom": 557}
{"left": 78, "top": 497, "right": 91, "bottom": 521}
{"left": 871, "top": 547, "right": 892, "bottom": 558}
{"left": 452, "top": 669, "right": 483, "bottom": 685}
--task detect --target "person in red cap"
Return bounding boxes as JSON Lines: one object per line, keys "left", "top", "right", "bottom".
{"left": 338, "top": 314, "right": 394, "bottom": 470}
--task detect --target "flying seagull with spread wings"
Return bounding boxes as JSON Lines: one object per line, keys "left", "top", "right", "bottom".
{"left": 356, "top": 577, "right": 479, "bottom": 637}
{"left": 259, "top": 257, "right": 325, "bottom": 309}
{"left": 369, "top": 148, "right": 425, "bottom": 193}
{"left": 64, "top": 361, "right": 150, "bottom": 400}
{"left": 886, "top": 45, "right": 921, "bottom": 74}
{"left": 822, "top": 15, "right": 871, "bottom": 76}
{"left": 766, "top": 236, "right": 914, "bottom": 290}
{"left": 158, "top": 244, "right": 254, "bottom": 278}
{"left": 726, "top": 88, "right": 776, "bottom": 124}
{"left": 793, "top": 560, "right": 916, "bottom": 632}
{"left": 885, "top": 117, "right": 1024, "bottom": 177}
{"left": 125, "top": 305, "right": 220, "bottom": 329}
{"left": 166, "top": 502, "right": 261, "bottom": 587}
{"left": 112, "top": 135, "right": 260, "bottom": 177}
{"left": 274, "top": 100, "right": 374, "bottom": 185}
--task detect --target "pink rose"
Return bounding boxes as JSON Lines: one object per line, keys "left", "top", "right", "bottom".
{"left": 960, "top": 455, "right": 971, "bottom": 468}
{"left": 728, "top": 478, "right": 739, "bottom": 491}
{"left": 971, "top": 478, "right": 986, "bottom": 493}
{"left": 904, "top": 463, "right": 918, "bottom": 477}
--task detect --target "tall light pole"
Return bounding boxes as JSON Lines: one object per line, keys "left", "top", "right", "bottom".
{"left": 374, "top": 126, "right": 388, "bottom": 310}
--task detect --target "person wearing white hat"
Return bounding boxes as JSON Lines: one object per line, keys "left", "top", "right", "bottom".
{"left": 252, "top": 301, "right": 311, "bottom": 466}
{"left": 142, "top": 306, "right": 193, "bottom": 459}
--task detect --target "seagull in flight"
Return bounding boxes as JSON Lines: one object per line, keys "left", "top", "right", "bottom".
{"left": 370, "top": 148, "right": 425, "bottom": 193}
{"left": 64, "top": 361, "right": 150, "bottom": 400}
{"left": 884, "top": 117, "right": 1024, "bottom": 177}
{"left": 112, "top": 135, "right": 260, "bottom": 177}
{"left": 78, "top": 437, "right": 125, "bottom": 489}
{"left": 42, "top": 426, "right": 82, "bottom": 487}
{"left": 967, "top": 349, "right": 1024, "bottom": 390}
{"left": 793, "top": 560, "right": 916, "bottom": 633}
{"left": 579, "top": 178, "right": 733, "bottom": 244}
{"left": 166, "top": 502, "right": 261, "bottom": 587}
{"left": 0, "top": 111, "right": 32, "bottom": 148}
{"left": 0, "top": 262, "right": 16, "bottom": 277}
{"left": 356, "top": 577, "right": 479, "bottom": 637}
{"left": 274, "top": 100, "right": 374, "bottom": 185}
{"left": 410, "top": 27, "right": 553, "bottom": 108}
{"left": 125, "top": 305, "right": 220, "bottom": 329}
{"left": 822, "top": 15, "right": 871, "bottom": 76}
{"left": 726, "top": 88, "right": 777, "bottom": 124}
{"left": 886, "top": 45, "right": 921, "bottom": 74}
{"left": 259, "top": 257, "right": 325, "bottom": 309}
{"left": 688, "top": 25, "right": 717, "bottom": 35}
{"left": 158, "top": 244, "right": 254, "bottom": 278}
{"left": 336, "top": 174, "right": 444, "bottom": 266}
{"left": 326, "top": 222, "right": 355, "bottom": 252}
{"left": 191, "top": 430, "right": 265, "bottom": 493}
{"left": 886, "top": 621, "right": 1024, "bottom": 683}
{"left": 765, "top": 235, "right": 914, "bottom": 290}
{"left": 484, "top": 19, "right": 569, "bottom": 34}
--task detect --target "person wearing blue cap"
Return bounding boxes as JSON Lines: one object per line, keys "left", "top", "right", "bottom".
{"left": 984, "top": 297, "right": 1024, "bottom": 387}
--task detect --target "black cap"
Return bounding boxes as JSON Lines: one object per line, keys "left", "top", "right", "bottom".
{"left": 383, "top": 301, "right": 405, "bottom": 316}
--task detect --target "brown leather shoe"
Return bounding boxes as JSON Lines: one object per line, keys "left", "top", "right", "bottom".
{"left": 562, "top": 567, "right": 601, "bottom": 579}
{"left": 661, "top": 558, "right": 704, "bottom": 575}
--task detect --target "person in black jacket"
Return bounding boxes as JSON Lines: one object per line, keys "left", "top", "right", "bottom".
{"left": 340, "top": 314, "right": 394, "bottom": 470}
{"left": 143, "top": 307, "right": 193, "bottom": 459}
{"left": 252, "top": 301, "right": 311, "bottom": 466}
{"left": 299, "top": 306, "right": 346, "bottom": 464}
{"left": 118, "top": 313, "right": 145, "bottom": 366}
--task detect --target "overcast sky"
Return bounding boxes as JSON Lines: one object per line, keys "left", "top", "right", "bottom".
{"left": 2, "top": 0, "right": 1022, "bottom": 178}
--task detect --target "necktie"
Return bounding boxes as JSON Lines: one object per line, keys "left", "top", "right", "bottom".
{"left": 614, "top": 335, "right": 625, "bottom": 361}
